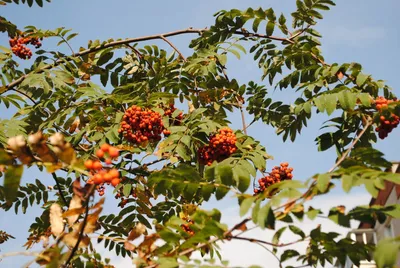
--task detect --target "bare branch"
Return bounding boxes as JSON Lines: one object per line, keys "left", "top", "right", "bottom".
{"left": 160, "top": 35, "right": 186, "bottom": 62}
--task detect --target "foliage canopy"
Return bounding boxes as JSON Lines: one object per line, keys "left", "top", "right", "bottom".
{"left": 0, "top": 0, "right": 400, "bottom": 267}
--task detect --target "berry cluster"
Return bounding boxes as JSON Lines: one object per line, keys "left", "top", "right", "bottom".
{"left": 95, "top": 143, "right": 119, "bottom": 164}
{"left": 374, "top": 96, "right": 399, "bottom": 139}
{"left": 84, "top": 144, "right": 121, "bottom": 196}
{"left": 9, "top": 36, "right": 42, "bottom": 60}
{"left": 119, "top": 105, "right": 164, "bottom": 144}
{"left": 198, "top": 127, "right": 237, "bottom": 166}
{"left": 181, "top": 217, "right": 195, "bottom": 236}
{"left": 254, "top": 162, "right": 293, "bottom": 195}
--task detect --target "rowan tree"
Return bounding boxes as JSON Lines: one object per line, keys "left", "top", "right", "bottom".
{"left": 0, "top": 0, "right": 399, "bottom": 267}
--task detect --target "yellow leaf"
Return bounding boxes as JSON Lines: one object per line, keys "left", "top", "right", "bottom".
{"left": 44, "top": 162, "right": 63, "bottom": 173}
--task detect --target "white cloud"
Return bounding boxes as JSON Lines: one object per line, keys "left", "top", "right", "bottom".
{"left": 96, "top": 192, "right": 371, "bottom": 267}
{"left": 212, "top": 192, "right": 371, "bottom": 267}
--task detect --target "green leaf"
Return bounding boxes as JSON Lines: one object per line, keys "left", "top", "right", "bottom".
{"left": 252, "top": 18, "right": 262, "bottom": 32}
{"left": 338, "top": 90, "right": 356, "bottom": 110}
{"left": 328, "top": 207, "right": 350, "bottom": 227}
{"left": 324, "top": 94, "right": 337, "bottom": 115}
{"left": 98, "top": 51, "right": 114, "bottom": 66}
{"left": 4, "top": 165, "right": 23, "bottom": 205}
{"left": 316, "top": 173, "right": 330, "bottom": 192}
{"left": 306, "top": 207, "right": 320, "bottom": 220}
{"left": 281, "top": 249, "right": 300, "bottom": 262}
{"left": 356, "top": 73, "right": 368, "bottom": 87}
{"left": 233, "top": 165, "right": 251, "bottom": 193}
{"left": 358, "top": 93, "right": 372, "bottom": 107}
{"left": 216, "top": 164, "right": 233, "bottom": 186}
{"left": 374, "top": 239, "right": 400, "bottom": 268}
{"left": 258, "top": 204, "right": 275, "bottom": 229}
{"left": 288, "top": 225, "right": 305, "bottom": 239}
{"left": 123, "top": 184, "right": 132, "bottom": 197}
{"left": 266, "top": 21, "right": 275, "bottom": 36}
{"left": 240, "top": 196, "right": 255, "bottom": 217}
{"left": 0, "top": 149, "right": 13, "bottom": 165}
{"left": 341, "top": 174, "right": 354, "bottom": 193}
{"left": 278, "top": 13, "right": 286, "bottom": 25}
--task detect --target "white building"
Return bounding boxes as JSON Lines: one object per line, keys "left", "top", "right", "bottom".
{"left": 337, "top": 162, "right": 400, "bottom": 268}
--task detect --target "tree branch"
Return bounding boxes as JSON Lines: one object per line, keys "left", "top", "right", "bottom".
{"left": 3, "top": 27, "right": 293, "bottom": 94}
{"left": 63, "top": 184, "right": 95, "bottom": 267}
{"left": 51, "top": 172, "right": 68, "bottom": 207}
{"left": 230, "top": 235, "right": 309, "bottom": 248}
{"left": 160, "top": 35, "right": 186, "bottom": 62}
{"left": 328, "top": 118, "right": 372, "bottom": 173}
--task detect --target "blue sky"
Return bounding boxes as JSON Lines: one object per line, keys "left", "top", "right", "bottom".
{"left": 1, "top": 0, "right": 399, "bottom": 267}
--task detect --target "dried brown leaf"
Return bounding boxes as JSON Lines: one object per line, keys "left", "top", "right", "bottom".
{"left": 65, "top": 194, "right": 83, "bottom": 226}
{"left": 124, "top": 241, "right": 136, "bottom": 251}
{"left": 63, "top": 232, "right": 90, "bottom": 248}
{"left": 83, "top": 214, "right": 100, "bottom": 234}
{"left": 128, "top": 223, "right": 146, "bottom": 241}
{"left": 50, "top": 203, "right": 64, "bottom": 236}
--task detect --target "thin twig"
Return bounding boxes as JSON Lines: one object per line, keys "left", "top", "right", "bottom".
{"left": 0, "top": 251, "right": 40, "bottom": 259}
{"left": 64, "top": 184, "right": 95, "bottom": 267}
{"left": 160, "top": 35, "right": 187, "bottom": 62}
{"left": 51, "top": 172, "right": 68, "bottom": 207}
{"left": 230, "top": 235, "right": 309, "bottom": 248}
{"left": 253, "top": 242, "right": 282, "bottom": 268}
{"left": 58, "top": 34, "right": 76, "bottom": 56}
{"left": 288, "top": 25, "right": 311, "bottom": 40}
{"left": 124, "top": 44, "right": 156, "bottom": 74}
{"left": 9, "top": 88, "right": 37, "bottom": 105}
{"left": 328, "top": 118, "right": 372, "bottom": 173}
{"left": 238, "top": 99, "right": 247, "bottom": 135}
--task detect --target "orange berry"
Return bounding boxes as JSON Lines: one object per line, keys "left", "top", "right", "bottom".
{"left": 109, "top": 169, "right": 119, "bottom": 178}
{"left": 93, "top": 174, "right": 103, "bottom": 184}
{"left": 100, "top": 144, "right": 110, "bottom": 152}
{"left": 96, "top": 149, "right": 105, "bottom": 158}
{"left": 103, "top": 172, "right": 113, "bottom": 183}
{"left": 84, "top": 159, "right": 93, "bottom": 169}
{"left": 111, "top": 178, "right": 121, "bottom": 187}
{"left": 93, "top": 161, "right": 103, "bottom": 170}
{"left": 105, "top": 158, "right": 112, "bottom": 165}
{"left": 108, "top": 147, "right": 119, "bottom": 158}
